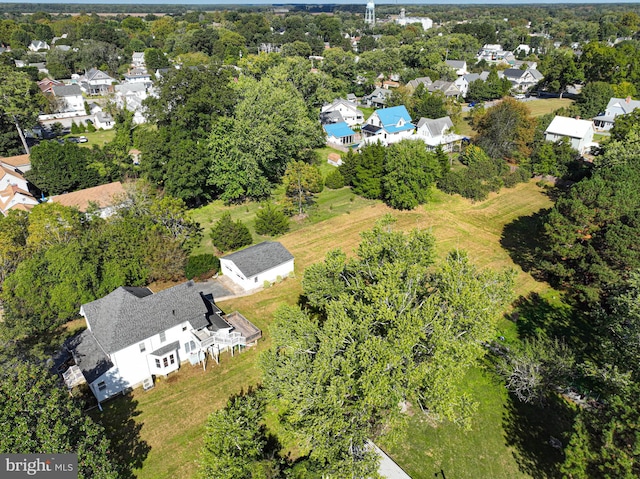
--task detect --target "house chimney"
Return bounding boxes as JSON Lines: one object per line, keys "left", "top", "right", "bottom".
{"left": 626, "top": 96, "right": 632, "bottom": 104}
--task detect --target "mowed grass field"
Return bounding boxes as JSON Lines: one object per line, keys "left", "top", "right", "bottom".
{"left": 104, "top": 181, "right": 553, "bottom": 479}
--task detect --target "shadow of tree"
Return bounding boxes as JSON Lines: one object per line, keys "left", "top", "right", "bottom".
{"left": 500, "top": 209, "right": 550, "bottom": 281}
{"left": 511, "top": 293, "right": 592, "bottom": 353}
{"left": 92, "top": 392, "right": 151, "bottom": 479}
{"left": 503, "top": 393, "right": 576, "bottom": 479}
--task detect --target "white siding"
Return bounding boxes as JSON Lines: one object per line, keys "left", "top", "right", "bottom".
{"left": 220, "top": 258, "right": 294, "bottom": 291}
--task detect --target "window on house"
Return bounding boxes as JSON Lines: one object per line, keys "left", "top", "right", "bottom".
{"left": 169, "top": 354, "right": 175, "bottom": 365}
{"left": 182, "top": 324, "right": 187, "bottom": 331}
{"left": 255, "top": 276, "right": 258, "bottom": 283}
{"left": 159, "top": 331, "right": 166, "bottom": 343}
{"left": 155, "top": 358, "right": 161, "bottom": 368}
{"left": 97, "top": 381, "right": 107, "bottom": 391}
{"left": 163, "top": 357, "right": 168, "bottom": 367}
{"left": 139, "top": 342, "right": 146, "bottom": 353}
{"left": 185, "top": 340, "right": 196, "bottom": 353}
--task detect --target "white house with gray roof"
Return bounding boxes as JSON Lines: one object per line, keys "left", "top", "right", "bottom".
{"left": 415, "top": 116, "right": 464, "bottom": 152}
{"left": 220, "top": 241, "right": 294, "bottom": 291}
{"left": 51, "top": 84, "right": 84, "bottom": 113}
{"left": 66, "top": 281, "right": 261, "bottom": 401}
{"left": 545, "top": 116, "right": 595, "bottom": 154}
{"left": 593, "top": 97, "right": 640, "bottom": 131}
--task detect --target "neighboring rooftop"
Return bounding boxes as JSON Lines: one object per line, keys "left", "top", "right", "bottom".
{"left": 324, "top": 122, "right": 356, "bottom": 138}
{"left": 545, "top": 116, "right": 594, "bottom": 138}
{"left": 221, "top": 241, "right": 294, "bottom": 279}
{"left": 49, "top": 181, "right": 126, "bottom": 212}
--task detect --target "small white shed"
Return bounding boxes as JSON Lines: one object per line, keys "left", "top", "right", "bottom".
{"left": 220, "top": 241, "right": 294, "bottom": 290}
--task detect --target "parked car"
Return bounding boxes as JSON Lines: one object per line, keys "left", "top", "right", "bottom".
{"left": 78, "top": 136, "right": 88, "bottom": 143}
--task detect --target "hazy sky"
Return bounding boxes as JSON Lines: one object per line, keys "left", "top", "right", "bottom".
{"left": 9, "top": 0, "right": 640, "bottom": 4}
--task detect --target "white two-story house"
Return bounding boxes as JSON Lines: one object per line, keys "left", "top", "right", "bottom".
{"left": 320, "top": 99, "right": 364, "bottom": 127}
{"left": 415, "top": 116, "right": 464, "bottom": 152}
{"left": 51, "top": 84, "right": 85, "bottom": 113}
{"left": 65, "top": 281, "right": 261, "bottom": 402}
{"left": 360, "top": 105, "right": 415, "bottom": 146}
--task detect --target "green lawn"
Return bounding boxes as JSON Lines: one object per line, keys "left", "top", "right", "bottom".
{"left": 77, "top": 129, "right": 116, "bottom": 147}
{"left": 98, "top": 181, "right": 554, "bottom": 479}
{"left": 380, "top": 368, "right": 528, "bottom": 479}
{"left": 526, "top": 98, "right": 574, "bottom": 117}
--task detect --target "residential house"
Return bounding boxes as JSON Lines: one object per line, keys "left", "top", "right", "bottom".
{"left": 220, "top": 241, "right": 294, "bottom": 291}
{"left": 406, "top": 76, "right": 432, "bottom": 92}
{"left": 51, "top": 85, "right": 85, "bottom": 113}
{"left": 0, "top": 184, "right": 39, "bottom": 215}
{"left": 477, "top": 44, "right": 515, "bottom": 64}
{"left": 363, "top": 87, "right": 393, "bottom": 108}
{"left": 79, "top": 68, "right": 115, "bottom": 95}
{"left": 132, "top": 51, "right": 145, "bottom": 68}
{"left": 428, "top": 80, "right": 462, "bottom": 98}
{"left": 94, "top": 111, "right": 114, "bottom": 130}
{"left": 593, "top": 97, "right": 640, "bottom": 131}
{"left": 346, "top": 93, "right": 358, "bottom": 103}
{"left": 415, "top": 116, "right": 464, "bottom": 152}
{"left": 445, "top": 60, "right": 468, "bottom": 76}
{"left": 63, "top": 280, "right": 261, "bottom": 401}
{"left": 123, "top": 68, "right": 152, "bottom": 87}
{"left": 320, "top": 98, "right": 364, "bottom": 127}
{"left": 114, "top": 83, "right": 150, "bottom": 125}
{"left": 0, "top": 153, "right": 31, "bottom": 173}
{"left": 545, "top": 116, "right": 595, "bottom": 154}
{"left": 49, "top": 181, "right": 126, "bottom": 218}
{"left": 501, "top": 68, "right": 544, "bottom": 92}
{"left": 360, "top": 105, "right": 415, "bottom": 146}
{"left": 0, "top": 166, "right": 38, "bottom": 215}
{"left": 28, "top": 40, "right": 49, "bottom": 52}
{"left": 37, "top": 78, "right": 64, "bottom": 94}
{"left": 324, "top": 122, "right": 357, "bottom": 146}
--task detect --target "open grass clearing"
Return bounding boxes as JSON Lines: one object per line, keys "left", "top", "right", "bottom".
{"left": 103, "top": 181, "right": 553, "bottom": 479}
{"left": 525, "top": 98, "right": 574, "bottom": 117}
{"left": 77, "top": 129, "right": 116, "bottom": 147}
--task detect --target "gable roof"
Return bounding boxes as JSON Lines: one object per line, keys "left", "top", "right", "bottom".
{"left": 221, "top": 241, "right": 293, "bottom": 279}
{"left": 503, "top": 68, "right": 527, "bottom": 80}
{"left": 545, "top": 116, "right": 594, "bottom": 139}
{"left": 606, "top": 97, "right": 640, "bottom": 114}
{"left": 85, "top": 68, "right": 114, "bottom": 82}
{"left": 81, "top": 281, "right": 212, "bottom": 354}
{"left": 68, "top": 329, "right": 113, "bottom": 383}
{"left": 445, "top": 60, "right": 466, "bottom": 69}
{"left": 50, "top": 181, "right": 125, "bottom": 212}
{"left": 417, "top": 116, "right": 454, "bottom": 137}
{"left": 0, "top": 165, "right": 26, "bottom": 182}
{"left": 324, "top": 122, "right": 356, "bottom": 138}
{"left": 375, "top": 105, "right": 412, "bottom": 126}
{"left": 52, "top": 84, "right": 82, "bottom": 97}
{"left": 406, "top": 77, "right": 432, "bottom": 90}
{"left": 0, "top": 154, "right": 30, "bottom": 169}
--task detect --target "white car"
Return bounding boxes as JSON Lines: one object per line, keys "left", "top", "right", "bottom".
{"left": 78, "top": 136, "right": 88, "bottom": 143}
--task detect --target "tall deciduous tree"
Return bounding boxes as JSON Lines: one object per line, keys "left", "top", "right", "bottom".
{"left": 0, "top": 65, "right": 41, "bottom": 154}
{"left": 0, "top": 362, "right": 118, "bottom": 479}
{"left": 262, "top": 218, "right": 513, "bottom": 475}
{"left": 383, "top": 140, "right": 439, "bottom": 210}
{"left": 282, "top": 161, "right": 323, "bottom": 215}
{"left": 473, "top": 97, "right": 536, "bottom": 162}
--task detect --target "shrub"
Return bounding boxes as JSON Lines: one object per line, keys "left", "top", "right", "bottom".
{"left": 325, "top": 169, "right": 345, "bottom": 189}
{"left": 70, "top": 122, "right": 80, "bottom": 134}
{"left": 210, "top": 212, "right": 252, "bottom": 253}
{"left": 185, "top": 254, "right": 219, "bottom": 280}
{"left": 255, "top": 203, "right": 289, "bottom": 236}
{"left": 87, "top": 123, "right": 96, "bottom": 133}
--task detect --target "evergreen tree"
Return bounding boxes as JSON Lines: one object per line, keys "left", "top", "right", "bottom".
{"left": 353, "top": 142, "right": 385, "bottom": 199}
{"left": 254, "top": 203, "right": 289, "bottom": 236}
{"left": 338, "top": 148, "right": 359, "bottom": 186}
{"left": 210, "top": 212, "right": 252, "bottom": 253}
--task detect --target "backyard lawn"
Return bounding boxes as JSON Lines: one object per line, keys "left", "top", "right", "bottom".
{"left": 100, "top": 180, "right": 554, "bottom": 479}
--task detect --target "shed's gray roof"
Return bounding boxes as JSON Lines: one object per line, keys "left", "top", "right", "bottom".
{"left": 68, "top": 329, "right": 113, "bottom": 384}
{"left": 445, "top": 60, "right": 466, "bottom": 69}
{"left": 221, "top": 241, "right": 293, "bottom": 279}
{"left": 82, "top": 281, "right": 210, "bottom": 354}
{"left": 52, "top": 84, "right": 82, "bottom": 97}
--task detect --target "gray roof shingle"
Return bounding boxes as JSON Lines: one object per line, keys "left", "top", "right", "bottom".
{"left": 82, "top": 281, "right": 211, "bottom": 354}
{"left": 52, "top": 84, "right": 82, "bottom": 97}
{"left": 68, "top": 329, "right": 113, "bottom": 384}
{"left": 221, "top": 241, "right": 293, "bottom": 279}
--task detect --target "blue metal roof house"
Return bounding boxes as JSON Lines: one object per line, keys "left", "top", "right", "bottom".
{"left": 360, "top": 105, "right": 415, "bottom": 146}
{"left": 324, "top": 121, "right": 357, "bottom": 146}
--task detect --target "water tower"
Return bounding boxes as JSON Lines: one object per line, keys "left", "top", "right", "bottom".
{"left": 365, "top": 0, "right": 375, "bottom": 26}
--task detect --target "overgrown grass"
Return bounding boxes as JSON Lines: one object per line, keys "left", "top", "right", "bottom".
{"left": 526, "top": 98, "right": 574, "bottom": 117}
{"left": 101, "top": 181, "right": 554, "bottom": 479}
